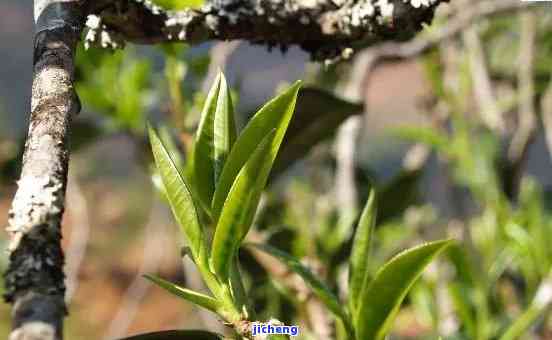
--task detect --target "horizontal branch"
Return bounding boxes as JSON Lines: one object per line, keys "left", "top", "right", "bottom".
{"left": 84, "top": 0, "right": 447, "bottom": 60}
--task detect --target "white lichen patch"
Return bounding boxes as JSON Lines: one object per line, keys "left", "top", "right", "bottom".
{"left": 296, "top": 0, "right": 320, "bottom": 10}
{"left": 132, "top": 0, "right": 165, "bottom": 15}
{"left": 32, "top": 69, "right": 71, "bottom": 109}
{"left": 375, "top": 0, "right": 394, "bottom": 20}
{"left": 84, "top": 14, "right": 125, "bottom": 50}
{"left": 535, "top": 278, "right": 552, "bottom": 309}
{"left": 165, "top": 14, "right": 195, "bottom": 41}
{"left": 9, "top": 321, "right": 56, "bottom": 340}
{"left": 7, "top": 174, "right": 63, "bottom": 252}
{"left": 350, "top": 2, "right": 375, "bottom": 27}
{"left": 405, "top": 0, "right": 437, "bottom": 8}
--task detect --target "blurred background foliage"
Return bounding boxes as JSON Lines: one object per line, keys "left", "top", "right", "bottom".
{"left": 1, "top": 1, "right": 552, "bottom": 339}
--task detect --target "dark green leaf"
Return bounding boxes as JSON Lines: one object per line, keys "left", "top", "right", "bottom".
{"left": 356, "top": 240, "right": 452, "bottom": 340}
{"left": 377, "top": 169, "right": 422, "bottom": 225}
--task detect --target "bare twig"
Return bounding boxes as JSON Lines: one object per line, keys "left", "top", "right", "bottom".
{"left": 542, "top": 78, "right": 552, "bottom": 159}
{"left": 331, "top": 116, "right": 362, "bottom": 252}
{"left": 64, "top": 171, "right": 91, "bottom": 303}
{"left": 463, "top": 25, "right": 505, "bottom": 133}
{"left": 4, "top": 1, "right": 85, "bottom": 339}
{"left": 200, "top": 42, "right": 241, "bottom": 94}
{"left": 103, "top": 199, "right": 167, "bottom": 340}
{"left": 507, "top": 11, "right": 537, "bottom": 199}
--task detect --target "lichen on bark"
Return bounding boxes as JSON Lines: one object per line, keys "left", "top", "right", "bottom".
{"left": 85, "top": 0, "right": 446, "bottom": 60}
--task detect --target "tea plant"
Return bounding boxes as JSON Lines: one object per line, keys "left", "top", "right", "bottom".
{"left": 124, "top": 73, "right": 451, "bottom": 339}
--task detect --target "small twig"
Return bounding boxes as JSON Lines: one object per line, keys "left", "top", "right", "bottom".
{"left": 200, "top": 42, "right": 241, "bottom": 94}
{"left": 64, "top": 171, "right": 91, "bottom": 303}
{"left": 463, "top": 25, "right": 505, "bottom": 133}
{"left": 333, "top": 116, "right": 362, "bottom": 241}
{"left": 359, "top": 0, "right": 535, "bottom": 77}
{"left": 103, "top": 199, "right": 167, "bottom": 340}
{"left": 508, "top": 11, "right": 537, "bottom": 200}
{"left": 541, "top": 78, "right": 552, "bottom": 159}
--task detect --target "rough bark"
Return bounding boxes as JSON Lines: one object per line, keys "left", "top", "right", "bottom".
{"left": 84, "top": 0, "right": 447, "bottom": 61}
{"left": 3, "top": 1, "right": 85, "bottom": 339}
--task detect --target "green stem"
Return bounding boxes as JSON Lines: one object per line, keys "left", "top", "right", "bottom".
{"left": 500, "top": 274, "right": 552, "bottom": 340}
{"left": 230, "top": 255, "right": 255, "bottom": 319}
{"left": 499, "top": 304, "right": 541, "bottom": 340}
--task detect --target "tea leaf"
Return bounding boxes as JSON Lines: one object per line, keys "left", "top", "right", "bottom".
{"left": 210, "top": 131, "right": 276, "bottom": 281}
{"left": 355, "top": 240, "right": 452, "bottom": 340}
{"left": 348, "top": 189, "right": 377, "bottom": 317}
{"left": 194, "top": 73, "right": 236, "bottom": 212}
{"left": 145, "top": 275, "right": 221, "bottom": 313}
{"left": 212, "top": 81, "right": 301, "bottom": 218}
{"left": 149, "top": 126, "right": 206, "bottom": 263}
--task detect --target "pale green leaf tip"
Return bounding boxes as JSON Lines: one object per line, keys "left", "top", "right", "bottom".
{"left": 217, "top": 70, "right": 227, "bottom": 84}
{"left": 144, "top": 274, "right": 169, "bottom": 290}
{"left": 373, "top": 239, "right": 453, "bottom": 278}
{"left": 393, "top": 239, "right": 453, "bottom": 260}
{"left": 147, "top": 123, "right": 157, "bottom": 140}
{"left": 290, "top": 80, "right": 303, "bottom": 92}
{"left": 143, "top": 274, "right": 160, "bottom": 283}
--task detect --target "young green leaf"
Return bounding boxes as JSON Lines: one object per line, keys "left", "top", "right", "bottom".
{"left": 145, "top": 275, "right": 221, "bottom": 314}
{"left": 211, "top": 81, "right": 302, "bottom": 218}
{"left": 149, "top": 126, "right": 206, "bottom": 263}
{"left": 249, "top": 243, "right": 351, "bottom": 330}
{"left": 194, "top": 73, "right": 236, "bottom": 212}
{"left": 119, "top": 330, "right": 222, "bottom": 340}
{"left": 210, "top": 131, "right": 276, "bottom": 281}
{"left": 355, "top": 239, "right": 452, "bottom": 340}
{"left": 348, "top": 189, "right": 377, "bottom": 316}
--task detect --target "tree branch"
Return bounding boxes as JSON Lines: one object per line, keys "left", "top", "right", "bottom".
{"left": 4, "top": 1, "right": 85, "bottom": 339}
{"left": 83, "top": 0, "right": 446, "bottom": 60}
